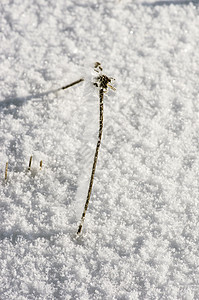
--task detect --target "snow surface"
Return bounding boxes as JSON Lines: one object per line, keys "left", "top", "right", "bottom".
{"left": 1, "top": 0, "right": 199, "bottom": 299}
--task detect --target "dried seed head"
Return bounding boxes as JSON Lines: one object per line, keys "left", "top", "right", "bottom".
{"left": 94, "top": 73, "right": 115, "bottom": 91}
{"left": 93, "top": 63, "right": 115, "bottom": 91}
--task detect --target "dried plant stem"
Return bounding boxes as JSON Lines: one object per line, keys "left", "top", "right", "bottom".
{"left": 5, "top": 162, "right": 8, "bottom": 180}
{"left": 28, "top": 156, "right": 33, "bottom": 170}
{"left": 77, "top": 88, "right": 104, "bottom": 235}
{"left": 58, "top": 78, "right": 84, "bottom": 91}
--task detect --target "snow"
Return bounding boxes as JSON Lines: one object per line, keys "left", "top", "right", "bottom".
{"left": 1, "top": 0, "right": 199, "bottom": 299}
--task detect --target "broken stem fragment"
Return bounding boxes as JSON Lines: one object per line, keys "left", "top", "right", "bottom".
{"left": 58, "top": 78, "right": 84, "bottom": 91}
{"left": 28, "top": 156, "right": 32, "bottom": 170}
{"left": 5, "top": 162, "right": 8, "bottom": 180}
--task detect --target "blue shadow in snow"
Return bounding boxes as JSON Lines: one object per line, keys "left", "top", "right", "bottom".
{"left": 0, "top": 88, "right": 59, "bottom": 109}
{"left": 142, "top": 0, "right": 199, "bottom": 6}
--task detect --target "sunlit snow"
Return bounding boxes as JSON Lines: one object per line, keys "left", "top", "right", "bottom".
{"left": 1, "top": 0, "right": 199, "bottom": 299}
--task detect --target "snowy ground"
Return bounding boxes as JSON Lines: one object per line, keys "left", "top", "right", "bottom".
{"left": 1, "top": 0, "right": 199, "bottom": 299}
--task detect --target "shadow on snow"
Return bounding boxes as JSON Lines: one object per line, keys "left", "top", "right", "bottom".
{"left": 0, "top": 88, "right": 59, "bottom": 109}
{"left": 142, "top": 0, "right": 199, "bottom": 6}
